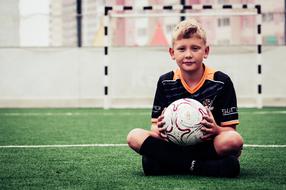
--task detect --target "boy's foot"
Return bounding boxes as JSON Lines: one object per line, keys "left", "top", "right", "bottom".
{"left": 142, "top": 156, "right": 179, "bottom": 175}
{"left": 192, "top": 156, "right": 240, "bottom": 178}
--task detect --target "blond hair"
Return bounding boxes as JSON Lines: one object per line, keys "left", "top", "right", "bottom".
{"left": 171, "top": 18, "right": 207, "bottom": 46}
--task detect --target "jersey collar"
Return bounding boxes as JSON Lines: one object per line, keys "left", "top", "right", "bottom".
{"left": 173, "top": 64, "right": 215, "bottom": 94}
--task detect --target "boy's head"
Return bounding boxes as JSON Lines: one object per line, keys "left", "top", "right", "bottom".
{"left": 169, "top": 18, "right": 209, "bottom": 75}
{"left": 171, "top": 18, "right": 206, "bottom": 46}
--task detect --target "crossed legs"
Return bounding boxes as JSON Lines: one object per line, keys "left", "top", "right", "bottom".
{"left": 127, "top": 128, "right": 243, "bottom": 177}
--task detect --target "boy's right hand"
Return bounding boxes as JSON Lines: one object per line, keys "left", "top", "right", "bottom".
{"left": 157, "top": 111, "right": 168, "bottom": 139}
{"left": 151, "top": 110, "right": 168, "bottom": 140}
{"left": 157, "top": 114, "right": 167, "bottom": 137}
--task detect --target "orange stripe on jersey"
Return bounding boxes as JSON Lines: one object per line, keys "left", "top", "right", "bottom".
{"left": 173, "top": 69, "right": 181, "bottom": 80}
{"left": 173, "top": 64, "right": 216, "bottom": 94}
{"left": 221, "top": 120, "right": 239, "bottom": 127}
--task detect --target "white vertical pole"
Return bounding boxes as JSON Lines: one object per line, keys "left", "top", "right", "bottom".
{"left": 103, "top": 7, "right": 111, "bottom": 109}
{"left": 256, "top": 5, "right": 263, "bottom": 108}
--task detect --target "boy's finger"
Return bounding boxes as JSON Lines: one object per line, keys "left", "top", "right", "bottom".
{"left": 200, "top": 133, "right": 213, "bottom": 141}
{"left": 202, "top": 115, "right": 212, "bottom": 123}
{"left": 200, "top": 126, "right": 212, "bottom": 133}
{"left": 158, "top": 115, "right": 164, "bottom": 122}
{"left": 160, "top": 132, "right": 167, "bottom": 138}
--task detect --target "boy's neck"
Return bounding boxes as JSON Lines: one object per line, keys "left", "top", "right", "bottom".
{"left": 181, "top": 65, "right": 205, "bottom": 88}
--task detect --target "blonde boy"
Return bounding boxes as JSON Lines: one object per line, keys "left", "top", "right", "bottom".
{"left": 127, "top": 19, "right": 243, "bottom": 177}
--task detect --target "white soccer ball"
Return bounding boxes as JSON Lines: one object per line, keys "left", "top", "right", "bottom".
{"left": 162, "top": 98, "right": 208, "bottom": 146}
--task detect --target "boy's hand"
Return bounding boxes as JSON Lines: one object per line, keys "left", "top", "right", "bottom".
{"left": 151, "top": 108, "right": 168, "bottom": 140}
{"left": 157, "top": 114, "right": 168, "bottom": 138}
{"left": 200, "top": 107, "right": 220, "bottom": 141}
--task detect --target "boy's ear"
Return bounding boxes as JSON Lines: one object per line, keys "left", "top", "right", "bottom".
{"left": 204, "top": 46, "right": 210, "bottom": 59}
{"left": 169, "top": 48, "right": 175, "bottom": 60}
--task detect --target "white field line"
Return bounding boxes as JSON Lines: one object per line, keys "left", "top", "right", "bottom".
{"left": 0, "top": 144, "right": 128, "bottom": 148}
{"left": 0, "top": 112, "right": 150, "bottom": 116}
{"left": 249, "top": 111, "right": 286, "bottom": 114}
{"left": 0, "top": 110, "right": 286, "bottom": 116}
{"left": 0, "top": 144, "right": 286, "bottom": 148}
{"left": 243, "top": 144, "right": 286, "bottom": 148}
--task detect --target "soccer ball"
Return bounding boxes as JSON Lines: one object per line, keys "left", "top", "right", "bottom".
{"left": 162, "top": 98, "right": 208, "bottom": 146}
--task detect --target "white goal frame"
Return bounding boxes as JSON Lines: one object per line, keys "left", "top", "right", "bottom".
{"left": 103, "top": 4, "right": 263, "bottom": 109}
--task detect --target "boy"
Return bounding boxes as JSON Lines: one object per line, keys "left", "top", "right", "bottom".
{"left": 127, "top": 18, "right": 243, "bottom": 177}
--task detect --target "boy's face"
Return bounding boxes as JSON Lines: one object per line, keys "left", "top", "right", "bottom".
{"left": 169, "top": 37, "right": 209, "bottom": 74}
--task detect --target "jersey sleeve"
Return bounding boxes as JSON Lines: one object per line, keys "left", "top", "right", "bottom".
{"left": 151, "top": 76, "right": 168, "bottom": 121}
{"left": 213, "top": 74, "right": 239, "bottom": 127}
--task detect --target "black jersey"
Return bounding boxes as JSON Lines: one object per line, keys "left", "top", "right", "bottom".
{"left": 151, "top": 65, "right": 239, "bottom": 127}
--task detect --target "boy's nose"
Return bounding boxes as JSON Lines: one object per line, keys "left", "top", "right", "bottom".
{"left": 185, "top": 50, "right": 193, "bottom": 59}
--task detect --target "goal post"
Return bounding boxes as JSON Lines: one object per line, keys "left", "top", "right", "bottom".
{"left": 103, "top": 4, "right": 262, "bottom": 109}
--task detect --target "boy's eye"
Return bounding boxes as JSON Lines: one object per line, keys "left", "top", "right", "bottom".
{"left": 177, "top": 47, "right": 185, "bottom": 51}
{"left": 191, "top": 46, "right": 201, "bottom": 51}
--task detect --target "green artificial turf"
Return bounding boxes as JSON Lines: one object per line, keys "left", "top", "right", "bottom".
{"left": 0, "top": 108, "right": 285, "bottom": 190}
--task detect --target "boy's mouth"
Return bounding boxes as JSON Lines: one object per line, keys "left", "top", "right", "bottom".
{"left": 183, "top": 61, "right": 195, "bottom": 65}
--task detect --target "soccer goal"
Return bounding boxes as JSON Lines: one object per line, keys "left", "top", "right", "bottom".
{"left": 103, "top": 4, "right": 262, "bottom": 109}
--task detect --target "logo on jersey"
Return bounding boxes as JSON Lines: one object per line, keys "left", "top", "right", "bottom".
{"left": 221, "top": 107, "right": 238, "bottom": 116}
{"left": 152, "top": 105, "right": 162, "bottom": 115}
{"left": 202, "top": 99, "right": 214, "bottom": 110}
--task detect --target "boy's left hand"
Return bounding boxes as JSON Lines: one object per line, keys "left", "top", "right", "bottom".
{"left": 200, "top": 108, "right": 220, "bottom": 141}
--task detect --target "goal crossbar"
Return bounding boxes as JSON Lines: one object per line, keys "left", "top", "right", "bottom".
{"left": 110, "top": 11, "right": 258, "bottom": 18}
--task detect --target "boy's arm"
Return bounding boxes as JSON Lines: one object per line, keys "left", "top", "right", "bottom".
{"left": 213, "top": 72, "right": 239, "bottom": 129}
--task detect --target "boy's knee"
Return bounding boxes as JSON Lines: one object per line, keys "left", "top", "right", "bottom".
{"left": 214, "top": 131, "right": 244, "bottom": 157}
{"left": 127, "top": 128, "right": 150, "bottom": 153}
{"left": 126, "top": 128, "right": 141, "bottom": 146}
